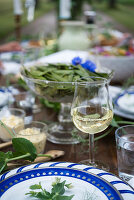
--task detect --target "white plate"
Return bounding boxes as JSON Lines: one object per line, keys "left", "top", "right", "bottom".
{"left": 0, "top": 167, "right": 123, "bottom": 200}
{"left": 114, "top": 107, "right": 134, "bottom": 120}
{"left": 108, "top": 86, "right": 134, "bottom": 120}
{"left": 114, "top": 92, "right": 134, "bottom": 114}
{"left": 0, "top": 162, "right": 133, "bottom": 200}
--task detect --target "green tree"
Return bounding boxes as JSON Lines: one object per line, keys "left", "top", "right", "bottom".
{"left": 71, "top": 0, "right": 84, "bottom": 20}
{"left": 108, "top": 0, "right": 117, "bottom": 8}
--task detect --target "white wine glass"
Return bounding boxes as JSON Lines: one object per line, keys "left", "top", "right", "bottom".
{"left": 71, "top": 77, "right": 113, "bottom": 169}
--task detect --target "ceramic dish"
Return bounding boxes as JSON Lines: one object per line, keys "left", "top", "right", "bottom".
{"left": 0, "top": 167, "right": 123, "bottom": 200}
{"left": 0, "top": 162, "right": 133, "bottom": 200}
{"left": 0, "top": 88, "right": 11, "bottom": 107}
{"left": 114, "top": 91, "right": 134, "bottom": 114}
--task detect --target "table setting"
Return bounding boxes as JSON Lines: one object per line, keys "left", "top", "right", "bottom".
{"left": 0, "top": 27, "right": 134, "bottom": 200}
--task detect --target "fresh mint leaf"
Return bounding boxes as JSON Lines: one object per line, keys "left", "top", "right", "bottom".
{"left": 52, "top": 181, "right": 66, "bottom": 195}
{"left": 26, "top": 179, "right": 74, "bottom": 200}
{"left": 0, "top": 152, "right": 11, "bottom": 173}
{"left": 30, "top": 183, "right": 42, "bottom": 190}
{"left": 0, "top": 160, "right": 7, "bottom": 173}
{"left": 12, "top": 138, "right": 37, "bottom": 161}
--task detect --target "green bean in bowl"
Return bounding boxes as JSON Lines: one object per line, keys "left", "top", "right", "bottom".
{"left": 21, "top": 63, "right": 113, "bottom": 103}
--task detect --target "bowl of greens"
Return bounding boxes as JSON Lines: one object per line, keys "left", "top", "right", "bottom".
{"left": 21, "top": 61, "right": 113, "bottom": 144}
{"left": 21, "top": 62, "right": 113, "bottom": 103}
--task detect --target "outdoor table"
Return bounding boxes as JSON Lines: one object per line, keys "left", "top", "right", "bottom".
{"left": 0, "top": 74, "right": 118, "bottom": 176}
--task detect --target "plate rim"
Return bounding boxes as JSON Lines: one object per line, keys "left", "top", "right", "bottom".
{"left": 0, "top": 166, "right": 123, "bottom": 200}
{"left": 114, "top": 91, "right": 134, "bottom": 114}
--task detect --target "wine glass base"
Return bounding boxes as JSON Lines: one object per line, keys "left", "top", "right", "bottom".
{"left": 79, "top": 159, "right": 110, "bottom": 171}
{"left": 47, "top": 122, "right": 87, "bottom": 144}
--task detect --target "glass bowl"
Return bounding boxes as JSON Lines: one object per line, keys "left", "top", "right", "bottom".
{"left": 16, "top": 121, "right": 47, "bottom": 154}
{"left": 21, "top": 64, "right": 114, "bottom": 144}
{"left": 0, "top": 108, "right": 25, "bottom": 141}
{"left": 21, "top": 65, "right": 113, "bottom": 103}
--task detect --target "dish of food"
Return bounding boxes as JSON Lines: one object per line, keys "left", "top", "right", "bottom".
{"left": 114, "top": 91, "right": 134, "bottom": 114}
{"left": 22, "top": 63, "right": 113, "bottom": 103}
{"left": 0, "top": 162, "right": 133, "bottom": 200}
{"left": 17, "top": 127, "right": 47, "bottom": 154}
{"left": 0, "top": 166, "right": 123, "bottom": 200}
{"left": 0, "top": 115, "right": 24, "bottom": 141}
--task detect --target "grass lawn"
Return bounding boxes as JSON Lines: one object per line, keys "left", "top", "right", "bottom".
{"left": 92, "top": 1, "right": 134, "bottom": 33}
{"left": 0, "top": 0, "right": 55, "bottom": 41}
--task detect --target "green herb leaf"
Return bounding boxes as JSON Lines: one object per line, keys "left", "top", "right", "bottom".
{"left": 0, "top": 152, "right": 8, "bottom": 173}
{"left": 26, "top": 179, "right": 74, "bottom": 200}
{"left": 111, "top": 118, "right": 119, "bottom": 128}
{"left": 30, "top": 183, "right": 42, "bottom": 190}
{"left": 51, "top": 181, "right": 66, "bottom": 195}
{"left": 0, "top": 159, "right": 7, "bottom": 173}
{"left": 12, "top": 138, "right": 37, "bottom": 161}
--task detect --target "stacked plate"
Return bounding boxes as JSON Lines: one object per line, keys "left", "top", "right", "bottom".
{"left": 113, "top": 88, "right": 134, "bottom": 120}
{"left": 0, "top": 162, "right": 133, "bottom": 200}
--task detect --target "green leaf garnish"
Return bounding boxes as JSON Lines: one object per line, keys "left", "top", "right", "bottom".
{"left": 0, "top": 120, "right": 52, "bottom": 174}
{"left": 26, "top": 178, "right": 74, "bottom": 200}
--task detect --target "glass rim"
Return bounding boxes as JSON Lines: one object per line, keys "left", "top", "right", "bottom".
{"left": 8, "top": 108, "right": 26, "bottom": 117}
{"left": 76, "top": 76, "right": 109, "bottom": 86}
{"left": 17, "top": 121, "right": 48, "bottom": 136}
{"left": 115, "top": 125, "right": 134, "bottom": 144}
{"left": 21, "top": 67, "right": 113, "bottom": 85}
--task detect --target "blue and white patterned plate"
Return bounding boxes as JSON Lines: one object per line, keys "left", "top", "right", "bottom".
{"left": 0, "top": 162, "right": 133, "bottom": 200}
{"left": 114, "top": 91, "right": 134, "bottom": 115}
{"left": 0, "top": 167, "right": 123, "bottom": 200}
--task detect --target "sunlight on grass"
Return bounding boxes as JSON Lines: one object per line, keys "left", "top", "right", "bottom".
{"left": 0, "top": 0, "right": 55, "bottom": 40}
{"left": 92, "top": 2, "right": 134, "bottom": 33}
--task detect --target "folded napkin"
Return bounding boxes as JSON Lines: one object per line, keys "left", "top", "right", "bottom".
{"left": 38, "top": 50, "right": 89, "bottom": 64}
{"left": 1, "top": 62, "right": 21, "bottom": 75}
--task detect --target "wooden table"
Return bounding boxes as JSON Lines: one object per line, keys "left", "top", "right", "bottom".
{"left": 0, "top": 74, "right": 122, "bottom": 176}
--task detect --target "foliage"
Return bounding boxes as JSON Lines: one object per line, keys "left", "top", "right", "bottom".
{"left": 26, "top": 178, "right": 74, "bottom": 200}
{"left": 0, "top": 0, "right": 55, "bottom": 40}
{"left": 122, "top": 76, "right": 134, "bottom": 89}
{"left": 0, "top": 120, "right": 51, "bottom": 173}
{"left": 92, "top": 1, "right": 134, "bottom": 33}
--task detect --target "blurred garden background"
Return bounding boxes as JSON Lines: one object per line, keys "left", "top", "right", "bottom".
{"left": 0, "top": 0, "right": 134, "bottom": 42}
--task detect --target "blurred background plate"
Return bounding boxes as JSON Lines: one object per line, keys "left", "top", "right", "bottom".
{"left": 114, "top": 92, "right": 134, "bottom": 114}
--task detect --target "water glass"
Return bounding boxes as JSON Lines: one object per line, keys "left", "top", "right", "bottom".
{"left": 12, "top": 91, "right": 34, "bottom": 124}
{"left": 115, "top": 125, "right": 134, "bottom": 182}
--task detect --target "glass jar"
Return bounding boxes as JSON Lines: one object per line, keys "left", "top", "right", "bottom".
{"left": 58, "top": 21, "right": 90, "bottom": 51}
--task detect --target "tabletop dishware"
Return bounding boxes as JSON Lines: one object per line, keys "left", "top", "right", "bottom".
{"left": 114, "top": 91, "right": 134, "bottom": 114}
{"left": 0, "top": 162, "right": 133, "bottom": 200}
{"left": 0, "top": 108, "right": 25, "bottom": 141}
{"left": 10, "top": 90, "right": 34, "bottom": 124}
{"left": 115, "top": 125, "right": 134, "bottom": 183}
{"left": 0, "top": 166, "right": 123, "bottom": 200}
{"left": 71, "top": 77, "right": 113, "bottom": 169}
{"left": 16, "top": 121, "right": 47, "bottom": 154}
{"left": 21, "top": 63, "right": 113, "bottom": 144}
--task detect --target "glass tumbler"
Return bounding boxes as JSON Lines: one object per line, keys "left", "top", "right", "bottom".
{"left": 115, "top": 125, "right": 134, "bottom": 182}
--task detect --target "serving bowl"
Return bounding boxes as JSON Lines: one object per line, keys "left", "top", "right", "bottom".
{"left": 21, "top": 63, "right": 114, "bottom": 144}
{"left": 89, "top": 54, "right": 134, "bottom": 83}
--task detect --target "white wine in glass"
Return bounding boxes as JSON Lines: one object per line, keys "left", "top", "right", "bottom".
{"left": 71, "top": 77, "right": 113, "bottom": 168}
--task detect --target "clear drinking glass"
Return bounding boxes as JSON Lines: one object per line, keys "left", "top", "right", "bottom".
{"left": 16, "top": 121, "right": 47, "bottom": 154}
{"left": 71, "top": 77, "right": 113, "bottom": 168}
{"left": 0, "top": 108, "right": 25, "bottom": 141}
{"left": 115, "top": 125, "right": 134, "bottom": 182}
{"left": 11, "top": 91, "right": 34, "bottom": 124}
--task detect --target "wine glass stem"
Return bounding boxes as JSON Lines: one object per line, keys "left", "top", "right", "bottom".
{"left": 89, "top": 134, "right": 95, "bottom": 164}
